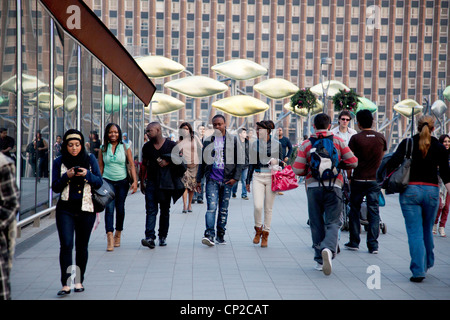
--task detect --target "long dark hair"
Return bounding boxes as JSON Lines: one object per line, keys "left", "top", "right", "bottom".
{"left": 102, "top": 123, "right": 123, "bottom": 152}
{"left": 179, "top": 122, "right": 194, "bottom": 141}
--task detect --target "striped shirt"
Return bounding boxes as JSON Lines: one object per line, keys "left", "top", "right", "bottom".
{"left": 293, "top": 130, "right": 358, "bottom": 188}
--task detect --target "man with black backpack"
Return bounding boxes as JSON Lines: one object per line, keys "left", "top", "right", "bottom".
{"left": 293, "top": 113, "right": 358, "bottom": 275}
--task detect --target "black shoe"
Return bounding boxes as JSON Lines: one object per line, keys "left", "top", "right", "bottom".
{"left": 232, "top": 193, "right": 236, "bottom": 198}
{"left": 368, "top": 248, "right": 379, "bottom": 254}
{"left": 197, "top": 200, "right": 203, "bottom": 204}
{"left": 410, "top": 276, "right": 425, "bottom": 283}
{"left": 215, "top": 234, "right": 227, "bottom": 245}
{"left": 344, "top": 242, "right": 359, "bottom": 251}
{"left": 159, "top": 237, "right": 167, "bottom": 246}
{"left": 141, "top": 238, "right": 155, "bottom": 249}
{"left": 74, "top": 285, "right": 85, "bottom": 293}
{"left": 202, "top": 235, "right": 215, "bottom": 247}
{"left": 57, "top": 289, "right": 71, "bottom": 296}
{"left": 192, "top": 199, "right": 196, "bottom": 204}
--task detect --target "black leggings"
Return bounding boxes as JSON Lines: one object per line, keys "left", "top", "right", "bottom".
{"left": 56, "top": 206, "right": 96, "bottom": 287}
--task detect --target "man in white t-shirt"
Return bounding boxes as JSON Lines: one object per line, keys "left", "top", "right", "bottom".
{"left": 330, "top": 110, "right": 357, "bottom": 146}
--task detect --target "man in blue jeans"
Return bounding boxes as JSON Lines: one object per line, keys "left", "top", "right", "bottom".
{"left": 196, "top": 115, "right": 242, "bottom": 246}
{"left": 345, "top": 110, "right": 387, "bottom": 254}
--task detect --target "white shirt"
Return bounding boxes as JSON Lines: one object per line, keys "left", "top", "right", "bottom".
{"left": 330, "top": 126, "right": 357, "bottom": 146}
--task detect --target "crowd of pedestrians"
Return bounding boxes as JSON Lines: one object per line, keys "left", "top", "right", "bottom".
{"left": 3, "top": 107, "right": 450, "bottom": 300}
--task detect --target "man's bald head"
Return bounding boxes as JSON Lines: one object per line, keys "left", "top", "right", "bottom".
{"left": 147, "top": 122, "right": 162, "bottom": 140}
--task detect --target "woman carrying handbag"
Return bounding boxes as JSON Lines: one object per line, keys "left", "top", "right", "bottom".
{"left": 98, "top": 123, "right": 138, "bottom": 252}
{"left": 51, "top": 129, "right": 103, "bottom": 296}
{"left": 246, "top": 120, "right": 283, "bottom": 247}
{"left": 385, "top": 116, "right": 450, "bottom": 282}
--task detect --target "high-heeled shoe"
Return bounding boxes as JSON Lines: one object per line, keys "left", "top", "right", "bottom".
{"left": 57, "top": 288, "right": 71, "bottom": 296}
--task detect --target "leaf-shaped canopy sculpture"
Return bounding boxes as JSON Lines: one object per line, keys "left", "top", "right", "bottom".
{"left": 0, "top": 74, "right": 48, "bottom": 94}
{"left": 104, "top": 94, "right": 127, "bottom": 114}
{"left": 310, "top": 80, "right": 350, "bottom": 98}
{"left": 135, "top": 55, "right": 185, "bottom": 78}
{"left": 164, "top": 76, "right": 228, "bottom": 98}
{"left": 64, "top": 95, "right": 78, "bottom": 112}
{"left": 29, "top": 92, "right": 64, "bottom": 111}
{"left": 211, "top": 59, "right": 267, "bottom": 81}
{"left": 253, "top": 78, "right": 300, "bottom": 100}
{"left": 212, "top": 95, "right": 269, "bottom": 117}
{"left": 393, "top": 99, "right": 423, "bottom": 117}
{"left": 284, "top": 99, "right": 324, "bottom": 117}
{"left": 431, "top": 100, "right": 447, "bottom": 118}
{"left": 355, "top": 97, "right": 378, "bottom": 114}
{"left": 54, "top": 76, "right": 64, "bottom": 92}
{"left": 443, "top": 86, "right": 450, "bottom": 102}
{"left": 144, "top": 93, "right": 185, "bottom": 115}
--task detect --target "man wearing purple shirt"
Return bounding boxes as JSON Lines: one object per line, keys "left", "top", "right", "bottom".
{"left": 196, "top": 115, "right": 242, "bottom": 246}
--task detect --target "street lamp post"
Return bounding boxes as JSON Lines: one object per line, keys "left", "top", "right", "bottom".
{"left": 320, "top": 57, "right": 333, "bottom": 114}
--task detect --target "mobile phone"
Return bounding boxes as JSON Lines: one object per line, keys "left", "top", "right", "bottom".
{"left": 73, "top": 166, "right": 81, "bottom": 173}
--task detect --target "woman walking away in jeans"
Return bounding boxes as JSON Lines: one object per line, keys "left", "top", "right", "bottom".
{"left": 52, "top": 129, "right": 103, "bottom": 296}
{"left": 434, "top": 134, "right": 450, "bottom": 237}
{"left": 246, "top": 120, "right": 282, "bottom": 247}
{"left": 386, "top": 115, "right": 450, "bottom": 282}
{"left": 98, "top": 123, "right": 137, "bottom": 252}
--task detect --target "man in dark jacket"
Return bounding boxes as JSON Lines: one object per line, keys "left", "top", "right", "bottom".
{"left": 140, "top": 122, "right": 185, "bottom": 248}
{"left": 196, "top": 115, "right": 242, "bottom": 246}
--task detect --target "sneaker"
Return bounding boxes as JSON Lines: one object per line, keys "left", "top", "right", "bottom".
{"left": 344, "top": 242, "right": 359, "bottom": 251}
{"left": 410, "top": 276, "right": 425, "bottom": 283}
{"left": 141, "top": 238, "right": 155, "bottom": 249}
{"left": 277, "top": 192, "right": 284, "bottom": 195}
{"left": 197, "top": 199, "right": 204, "bottom": 204}
{"left": 159, "top": 237, "right": 167, "bottom": 246}
{"left": 202, "top": 235, "right": 215, "bottom": 247}
{"left": 369, "top": 248, "right": 379, "bottom": 254}
{"left": 438, "top": 227, "right": 446, "bottom": 237}
{"left": 433, "top": 224, "right": 438, "bottom": 235}
{"left": 232, "top": 193, "right": 237, "bottom": 198}
{"left": 321, "top": 248, "right": 333, "bottom": 276}
{"left": 314, "top": 263, "right": 323, "bottom": 271}
{"left": 215, "top": 234, "right": 227, "bottom": 245}
{"left": 242, "top": 196, "right": 249, "bottom": 200}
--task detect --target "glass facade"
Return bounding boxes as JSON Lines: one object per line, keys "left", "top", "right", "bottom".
{"left": 0, "top": 0, "right": 146, "bottom": 220}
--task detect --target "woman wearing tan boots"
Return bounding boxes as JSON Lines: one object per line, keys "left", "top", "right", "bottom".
{"left": 246, "top": 120, "right": 283, "bottom": 247}
{"left": 98, "top": 123, "right": 137, "bottom": 251}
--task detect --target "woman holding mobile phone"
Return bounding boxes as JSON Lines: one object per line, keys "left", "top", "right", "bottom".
{"left": 52, "top": 129, "right": 103, "bottom": 296}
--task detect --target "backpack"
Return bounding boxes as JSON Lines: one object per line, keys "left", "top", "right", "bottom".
{"left": 309, "top": 135, "right": 340, "bottom": 190}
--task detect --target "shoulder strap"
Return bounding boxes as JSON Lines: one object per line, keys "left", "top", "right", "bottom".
{"left": 405, "top": 138, "right": 413, "bottom": 159}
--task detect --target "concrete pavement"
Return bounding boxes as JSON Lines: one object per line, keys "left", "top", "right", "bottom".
{"left": 10, "top": 182, "right": 450, "bottom": 300}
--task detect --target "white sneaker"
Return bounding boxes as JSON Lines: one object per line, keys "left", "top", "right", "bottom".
{"left": 438, "top": 227, "right": 446, "bottom": 237}
{"left": 314, "top": 263, "right": 323, "bottom": 271}
{"left": 321, "top": 248, "right": 333, "bottom": 276}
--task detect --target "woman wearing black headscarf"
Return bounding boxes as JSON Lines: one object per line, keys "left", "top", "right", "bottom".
{"left": 51, "top": 129, "right": 103, "bottom": 296}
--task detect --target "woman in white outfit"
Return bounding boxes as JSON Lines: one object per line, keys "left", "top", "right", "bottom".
{"left": 246, "top": 120, "right": 282, "bottom": 247}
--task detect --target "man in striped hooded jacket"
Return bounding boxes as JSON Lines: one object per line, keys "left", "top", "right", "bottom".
{"left": 293, "top": 113, "right": 358, "bottom": 276}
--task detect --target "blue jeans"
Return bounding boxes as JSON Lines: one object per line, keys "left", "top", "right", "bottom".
{"left": 348, "top": 180, "right": 381, "bottom": 250}
{"left": 307, "top": 187, "right": 342, "bottom": 264}
{"left": 399, "top": 184, "right": 439, "bottom": 278}
{"left": 231, "top": 167, "right": 248, "bottom": 198}
{"left": 56, "top": 205, "right": 96, "bottom": 287}
{"left": 104, "top": 178, "right": 129, "bottom": 233}
{"left": 204, "top": 178, "right": 233, "bottom": 237}
{"left": 144, "top": 180, "right": 172, "bottom": 240}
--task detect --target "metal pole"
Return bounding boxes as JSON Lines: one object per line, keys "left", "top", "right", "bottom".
{"left": 119, "top": 83, "right": 123, "bottom": 128}
{"left": 101, "top": 66, "right": 105, "bottom": 139}
{"left": 49, "top": 18, "right": 55, "bottom": 206}
{"left": 77, "top": 45, "right": 81, "bottom": 130}
{"left": 16, "top": 0, "right": 23, "bottom": 189}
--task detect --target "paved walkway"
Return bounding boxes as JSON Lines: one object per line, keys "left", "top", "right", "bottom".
{"left": 10, "top": 182, "right": 450, "bottom": 300}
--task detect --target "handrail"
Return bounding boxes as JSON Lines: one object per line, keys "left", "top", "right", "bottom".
{"left": 16, "top": 206, "right": 56, "bottom": 238}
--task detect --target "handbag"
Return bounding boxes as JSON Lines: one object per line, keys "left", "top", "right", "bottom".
{"left": 271, "top": 164, "right": 299, "bottom": 192}
{"left": 123, "top": 144, "right": 133, "bottom": 185}
{"left": 383, "top": 138, "right": 413, "bottom": 194}
{"left": 92, "top": 179, "right": 115, "bottom": 212}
